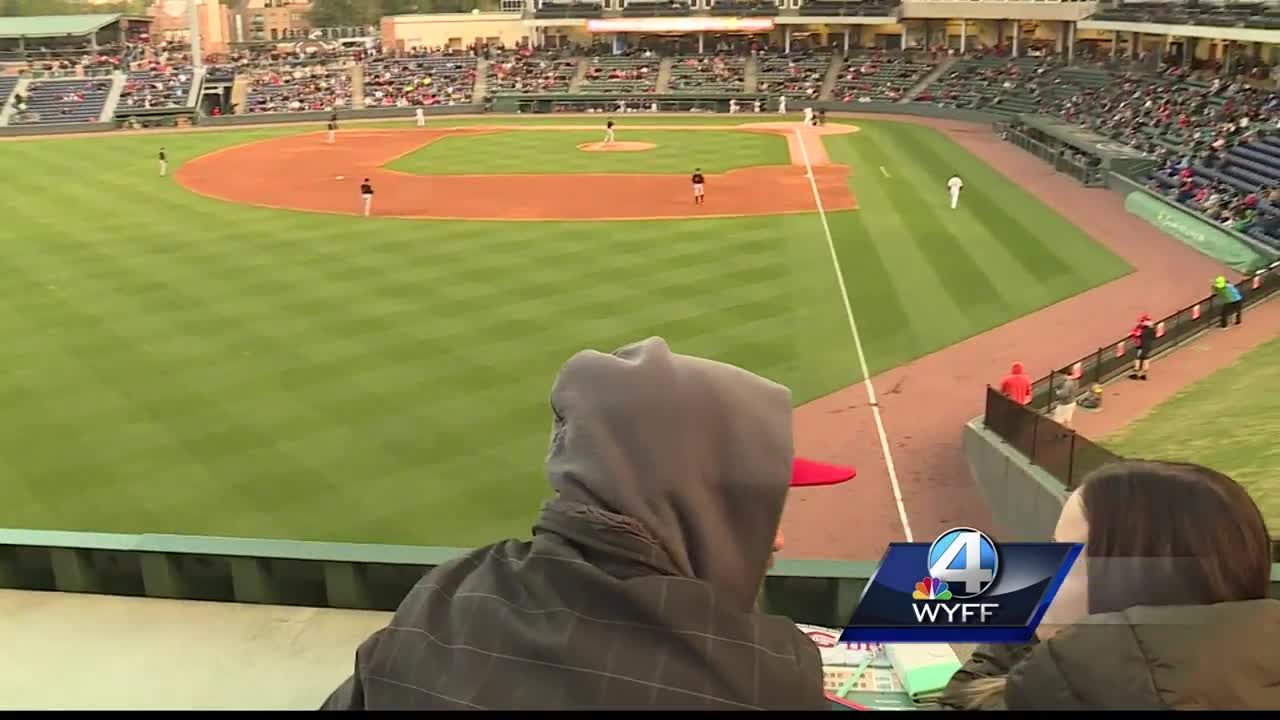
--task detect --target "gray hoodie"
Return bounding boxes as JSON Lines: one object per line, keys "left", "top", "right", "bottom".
{"left": 321, "top": 337, "right": 826, "bottom": 710}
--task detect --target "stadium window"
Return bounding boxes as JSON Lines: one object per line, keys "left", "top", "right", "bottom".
{"left": 271, "top": 28, "right": 279, "bottom": 40}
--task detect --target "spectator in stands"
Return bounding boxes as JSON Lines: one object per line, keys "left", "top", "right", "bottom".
{"left": 322, "top": 337, "right": 838, "bottom": 710}
{"left": 999, "top": 361, "right": 1033, "bottom": 406}
{"left": 942, "top": 460, "right": 1276, "bottom": 710}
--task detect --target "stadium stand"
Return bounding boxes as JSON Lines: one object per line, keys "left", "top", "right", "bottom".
{"left": 832, "top": 53, "right": 934, "bottom": 103}
{"left": 9, "top": 78, "right": 112, "bottom": 125}
{"left": 917, "top": 57, "right": 1055, "bottom": 113}
{"left": 667, "top": 54, "right": 747, "bottom": 93}
{"left": 487, "top": 51, "right": 578, "bottom": 94}
{"left": 245, "top": 65, "right": 352, "bottom": 113}
{"left": 0, "top": 75, "right": 18, "bottom": 107}
{"left": 620, "top": 0, "right": 693, "bottom": 17}
{"left": 580, "top": 55, "right": 660, "bottom": 94}
{"left": 533, "top": 0, "right": 605, "bottom": 18}
{"left": 119, "top": 64, "right": 195, "bottom": 110}
{"left": 755, "top": 52, "right": 832, "bottom": 99}
{"left": 707, "top": 0, "right": 779, "bottom": 16}
{"left": 1094, "top": 1, "right": 1280, "bottom": 29}
{"left": 363, "top": 56, "right": 477, "bottom": 107}
{"left": 205, "top": 65, "right": 238, "bottom": 83}
{"left": 799, "top": 0, "right": 897, "bottom": 17}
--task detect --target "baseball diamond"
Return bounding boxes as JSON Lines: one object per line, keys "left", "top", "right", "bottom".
{"left": 5, "top": 2, "right": 1280, "bottom": 710}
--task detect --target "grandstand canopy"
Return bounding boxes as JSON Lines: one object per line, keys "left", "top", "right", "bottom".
{"left": 0, "top": 13, "right": 130, "bottom": 40}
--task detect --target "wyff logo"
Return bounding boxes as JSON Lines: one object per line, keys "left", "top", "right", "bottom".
{"left": 839, "top": 528, "right": 1081, "bottom": 643}
{"left": 911, "top": 529, "right": 999, "bottom": 624}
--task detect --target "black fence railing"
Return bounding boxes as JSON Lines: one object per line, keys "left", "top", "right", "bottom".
{"left": 1026, "top": 261, "right": 1280, "bottom": 411}
{"left": 983, "top": 386, "right": 1120, "bottom": 491}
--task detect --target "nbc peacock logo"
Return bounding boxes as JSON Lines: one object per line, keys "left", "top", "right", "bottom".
{"left": 912, "top": 577, "right": 952, "bottom": 601}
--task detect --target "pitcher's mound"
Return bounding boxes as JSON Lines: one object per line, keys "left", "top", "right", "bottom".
{"left": 578, "top": 141, "right": 657, "bottom": 152}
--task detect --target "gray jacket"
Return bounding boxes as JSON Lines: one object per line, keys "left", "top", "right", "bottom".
{"left": 321, "top": 338, "right": 826, "bottom": 710}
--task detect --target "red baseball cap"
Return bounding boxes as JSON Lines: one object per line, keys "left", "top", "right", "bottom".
{"left": 791, "top": 457, "right": 856, "bottom": 487}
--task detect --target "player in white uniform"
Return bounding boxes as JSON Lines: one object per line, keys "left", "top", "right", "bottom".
{"left": 728, "top": 98, "right": 739, "bottom": 114}
{"left": 802, "top": 106, "right": 814, "bottom": 126}
{"left": 947, "top": 175, "right": 964, "bottom": 209}
{"left": 777, "top": 95, "right": 787, "bottom": 114}
{"left": 415, "top": 107, "right": 426, "bottom": 127}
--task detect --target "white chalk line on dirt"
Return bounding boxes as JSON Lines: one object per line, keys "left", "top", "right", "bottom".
{"left": 792, "top": 128, "right": 914, "bottom": 543}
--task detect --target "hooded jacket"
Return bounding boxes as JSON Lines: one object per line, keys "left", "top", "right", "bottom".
{"left": 321, "top": 337, "right": 825, "bottom": 710}
{"left": 943, "top": 600, "right": 1280, "bottom": 710}
{"left": 999, "top": 362, "right": 1032, "bottom": 406}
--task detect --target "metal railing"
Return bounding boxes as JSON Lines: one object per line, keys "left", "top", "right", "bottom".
{"left": 1025, "top": 260, "right": 1280, "bottom": 412}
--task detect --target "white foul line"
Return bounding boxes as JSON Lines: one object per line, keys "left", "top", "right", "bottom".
{"left": 792, "top": 129, "right": 914, "bottom": 543}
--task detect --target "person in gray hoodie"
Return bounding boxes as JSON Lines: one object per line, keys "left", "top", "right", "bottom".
{"left": 321, "top": 337, "right": 850, "bottom": 710}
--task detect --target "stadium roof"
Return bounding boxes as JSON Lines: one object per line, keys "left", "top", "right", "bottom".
{"left": 0, "top": 14, "right": 126, "bottom": 40}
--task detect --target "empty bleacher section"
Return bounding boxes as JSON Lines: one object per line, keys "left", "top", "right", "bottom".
{"left": 832, "top": 53, "right": 933, "bottom": 103}
{"left": 667, "top": 54, "right": 747, "bottom": 93}
{"left": 756, "top": 52, "right": 831, "bottom": 99}
{"left": 580, "top": 55, "right": 660, "bottom": 94}
{"left": 9, "top": 78, "right": 112, "bottom": 126}
{"left": 487, "top": 52, "right": 578, "bottom": 94}
{"left": 205, "top": 65, "right": 238, "bottom": 84}
{"left": 119, "top": 64, "right": 194, "bottom": 110}
{"left": 245, "top": 66, "right": 351, "bottom": 113}
{"left": 363, "top": 56, "right": 477, "bottom": 107}
{"left": 533, "top": 0, "right": 605, "bottom": 18}
{"left": 0, "top": 76, "right": 18, "bottom": 106}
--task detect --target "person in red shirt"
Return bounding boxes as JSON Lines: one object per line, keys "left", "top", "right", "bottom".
{"left": 1000, "top": 362, "right": 1033, "bottom": 406}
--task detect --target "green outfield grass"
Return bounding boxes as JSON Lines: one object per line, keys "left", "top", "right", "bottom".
{"left": 0, "top": 118, "right": 1129, "bottom": 547}
{"left": 1106, "top": 336, "right": 1280, "bottom": 530}
{"left": 387, "top": 129, "right": 790, "bottom": 175}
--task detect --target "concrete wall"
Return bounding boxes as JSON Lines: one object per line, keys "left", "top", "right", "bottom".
{"left": 385, "top": 13, "right": 529, "bottom": 52}
{"left": 962, "top": 418, "right": 1068, "bottom": 542}
{"left": 901, "top": 0, "right": 1099, "bottom": 22}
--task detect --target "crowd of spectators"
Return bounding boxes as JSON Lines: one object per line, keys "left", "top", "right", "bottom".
{"left": 363, "top": 57, "right": 477, "bottom": 107}
{"left": 667, "top": 54, "right": 747, "bottom": 92}
{"left": 755, "top": 52, "right": 831, "bottom": 99}
{"left": 832, "top": 54, "right": 934, "bottom": 103}
{"left": 245, "top": 65, "right": 352, "bottom": 113}
{"left": 10, "top": 78, "right": 112, "bottom": 125}
{"left": 487, "top": 49, "right": 578, "bottom": 93}
{"left": 119, "top": 62, "right": 194, "bottom": 110}
{"left": 580, "top": 56, "right": 659, "bottom": 94}
{"left": 1047, "top": 71, "right": 1280, "bottom": 156}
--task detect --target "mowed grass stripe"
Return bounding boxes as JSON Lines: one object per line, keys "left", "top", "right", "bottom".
{"left": 847, "top": 125, "right": 1013, "bottom": 320}
{"left": 388, "top": 129, "right": 791, "bottom": 175}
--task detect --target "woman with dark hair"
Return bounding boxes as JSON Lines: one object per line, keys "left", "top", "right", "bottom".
{"left": 941, "top": 460, "right": 1277, "bottom": 710}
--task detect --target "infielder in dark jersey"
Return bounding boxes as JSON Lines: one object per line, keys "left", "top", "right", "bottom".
{"left": 691, "top": 168, "right": 705, "bottom": 205}
{"left": 360, "top": 178, "right": 374, "bottom": 217}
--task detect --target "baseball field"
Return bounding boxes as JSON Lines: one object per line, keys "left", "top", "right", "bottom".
{"left": 0, "top": 116, "right": 1129, "bottom": 548}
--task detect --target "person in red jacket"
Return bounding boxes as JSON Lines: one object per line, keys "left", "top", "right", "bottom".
{"left": 1000, "top": 362, "right": 1033, "bottom": 406}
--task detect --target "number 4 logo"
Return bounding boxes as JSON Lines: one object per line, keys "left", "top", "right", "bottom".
{"left": 927, "top": 528, "right": 999, "bottom": 598}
